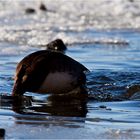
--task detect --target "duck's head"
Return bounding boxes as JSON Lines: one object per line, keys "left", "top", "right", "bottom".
{"left": 46, "top": 39, "right": 67, "bottom": 53}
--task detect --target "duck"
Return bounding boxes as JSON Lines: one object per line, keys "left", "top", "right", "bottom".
{"left": 12, "top": 40, "right": 88, "bottom": 97}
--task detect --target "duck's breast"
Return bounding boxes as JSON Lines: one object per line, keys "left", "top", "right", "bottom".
{"left": 37, "top": 72, "right": 77, "bottom": 94}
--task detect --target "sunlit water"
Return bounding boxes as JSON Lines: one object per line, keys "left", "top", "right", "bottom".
{"left": 0, "top": 0, "right": 140, "bottom": 139}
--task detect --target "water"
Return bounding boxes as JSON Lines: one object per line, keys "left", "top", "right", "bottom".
{"left": 0, "top": 0, "right": 140, "bottom": 139}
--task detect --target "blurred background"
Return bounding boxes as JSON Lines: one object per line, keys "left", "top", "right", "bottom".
{"left": 0, "top": 0, "right": 140, "bottom": 47}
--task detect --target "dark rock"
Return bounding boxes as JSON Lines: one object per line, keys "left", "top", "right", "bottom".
{"left": 0, "top": 128, "right": 5, "bottom": 139}
{"left": 126, "top": 85, "right": 140, "bottom": 98}
{"left": 99, "top": 105, "right": 106, "bottom": 109}
{"left": 39, "top": 3, "right": 47, "bottom": 11}
{"left": 25, "top": 8, "right": 36, "bottom": 14}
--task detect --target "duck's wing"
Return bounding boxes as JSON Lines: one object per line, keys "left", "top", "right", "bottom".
{"left": 45, "top": 52, "right": 89, "bottom": 73}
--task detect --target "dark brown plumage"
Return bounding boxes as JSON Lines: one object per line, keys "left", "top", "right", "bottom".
{"left": 12, "top": 50, "right": 88, "bottom": 96}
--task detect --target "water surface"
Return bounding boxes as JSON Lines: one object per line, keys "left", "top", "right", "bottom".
{"left": 0, "top": 0, "right": 140, "bottom": 139}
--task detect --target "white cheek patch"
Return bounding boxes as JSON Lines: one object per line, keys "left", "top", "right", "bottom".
{"left": 22, "top": 75, "right": 28, "bottom": 83}
{"left": 38, "top": 72, "right": 77, "bottom": 93}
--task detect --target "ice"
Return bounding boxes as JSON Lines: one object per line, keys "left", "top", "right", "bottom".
{"left": 0, "top": 117, "right": 139, "bottom": 139}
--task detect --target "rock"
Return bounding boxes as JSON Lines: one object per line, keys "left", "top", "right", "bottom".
{"left": 39, "top": 3, "right": 47, "bottom": 11}
{"left": 0, "top": 128, "right": 5, "bottom": 139}
{"left": 25, "top": 8, "right": 36, "bottom": 14}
